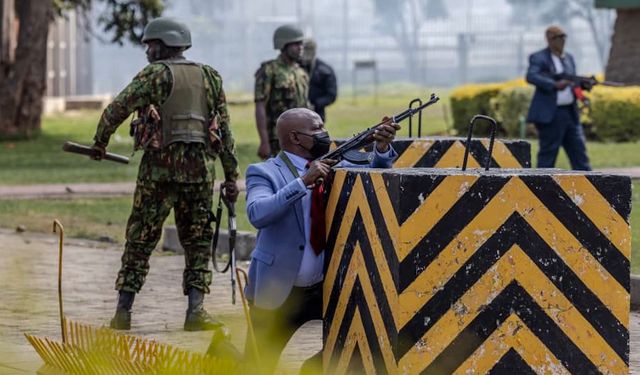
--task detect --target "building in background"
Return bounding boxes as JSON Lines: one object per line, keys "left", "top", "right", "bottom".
{"left": 46, "top": 10, "right": 93, "bottom": 97}
{"left": 1, "top": 1, "right": 92, "bottom": 98}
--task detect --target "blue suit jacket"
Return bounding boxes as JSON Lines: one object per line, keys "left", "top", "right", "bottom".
{"left": 245, "top": 148, "right": 396, "bottom": 309}
{"left": 526, "top": 47, "right": 579, "bottom": 124}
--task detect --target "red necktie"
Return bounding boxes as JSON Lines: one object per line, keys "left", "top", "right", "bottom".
{"left": 310, "top": 182, "right": 326, "bottom": 255}
{"left": 305, "top": 161, "right": 326, "bottom": 255}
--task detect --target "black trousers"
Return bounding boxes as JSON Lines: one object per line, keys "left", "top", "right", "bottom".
{"left": 246, "top": 282, "right": 323, "bottom": 374}
{"left": 535, "top": 105, "right": 591, "bottom": 171}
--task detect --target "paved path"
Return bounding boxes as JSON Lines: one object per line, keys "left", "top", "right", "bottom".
{"left": 0, "top": 229, "right": 318, "bottom": 374}
{"left": 0, "top": 180, "right": 247, "bottom": 200}
{"left": 0, "top": 228, "right": 639, "bottom": 374}
{"left": 0, "top": 167, "right": 638, "bottom": 200}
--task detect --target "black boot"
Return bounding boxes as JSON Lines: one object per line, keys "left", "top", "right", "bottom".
{"left": 184, "top": 288, "right": 223, "bottom": 331}
{"left": 110, "top": 291, "right": 135, "bottom": 330}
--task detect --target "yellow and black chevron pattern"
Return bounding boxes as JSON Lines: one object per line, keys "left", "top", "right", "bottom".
{"left": 323, "top": 168, "right": 631, "bottom": 374}
{"left": 331, "top": 137, "right": 531, "bottom": 168}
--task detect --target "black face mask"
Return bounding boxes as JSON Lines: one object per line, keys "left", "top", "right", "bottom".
{"left": 297, "top": 131, "right": 331, "bottom": 159}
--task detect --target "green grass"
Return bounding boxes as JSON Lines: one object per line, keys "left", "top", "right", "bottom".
{"left": 0, "top": 197, "right": 252, "bottom": 243}
{"left": 0, "top": 88, "right": 638, "bottom": 271}
{"left": 0, "top": 87, "right": 450, "bottom": 185}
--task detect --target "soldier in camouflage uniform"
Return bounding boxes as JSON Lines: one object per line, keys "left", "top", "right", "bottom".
{"left": 90, "top": 18, "right": 240, "bottom": 332}
{"left": 254, "top": 24, "right": 310, "bottom": 159}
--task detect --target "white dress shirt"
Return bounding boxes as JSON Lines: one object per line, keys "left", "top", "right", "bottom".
{"left": 551, "top": 53, "right": 575, "bottom": 106}
{"left": 284, "top": 151, "right": 325, "bottom": 287}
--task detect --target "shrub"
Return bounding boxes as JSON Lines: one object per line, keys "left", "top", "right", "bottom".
{"left": 590, "top": 86, "right": 640, "bottom": 142}
{"left": 490, "top": 86, "right": 534, "bottom": 138}
{"left": 450, "top": 79, "right": 527, "bottom": 135}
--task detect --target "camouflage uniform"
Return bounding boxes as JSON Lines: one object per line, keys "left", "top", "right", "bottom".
{"left": 254, "top": 54, "right": 309, "bottom": 154}
{"left": 94, "top": 58, "right": 239, "bottom": 295}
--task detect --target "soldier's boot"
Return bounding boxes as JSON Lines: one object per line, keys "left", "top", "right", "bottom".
{"left": 184, "top": 288, "right": 224, "bottom": 331}
{"left": 110, "top": 291, "right": 135, "bottom": 330}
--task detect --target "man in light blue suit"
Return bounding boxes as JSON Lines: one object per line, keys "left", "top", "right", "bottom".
{"left": 526, "top": 25, "right": 591, "bottom": 171}
{"left": 244, "top": 107, "right": 398, "bottom": 373}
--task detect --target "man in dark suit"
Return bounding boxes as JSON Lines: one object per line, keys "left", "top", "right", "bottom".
{"left": 526, "top": 25, "right": 591, "bottom": 171}
{"left": 301, "top": 38, "right": 338, "bottom": 122}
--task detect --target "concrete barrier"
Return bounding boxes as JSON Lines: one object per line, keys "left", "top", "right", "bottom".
{"left": 162, "top": 225, "right": 255, "bottom": 260}
{"left": 323, "top": 168, "right": 631, "bottom": 374}
{"left": 332, "top": 137, "right": 531, "bottom": 169}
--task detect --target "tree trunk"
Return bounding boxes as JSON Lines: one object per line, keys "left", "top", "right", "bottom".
{"left": 0, "top": 0, "right": 53, "bottom": 139}
{"left": 605, "top": 9, "right": 640, "bottom": 85}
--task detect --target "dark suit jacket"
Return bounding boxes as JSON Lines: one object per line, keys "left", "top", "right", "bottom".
{"left": 525, "top": 47, "right": 579, "bottom": 124}
{"left": 307, "top": 58, "right": 337, "bottom": 121}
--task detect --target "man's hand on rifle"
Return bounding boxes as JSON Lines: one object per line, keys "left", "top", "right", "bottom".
{"left": 90, "top": 141, "right": 107, "bottom": 161}
{"left": 374, "top": 116, "right": 400, "bottom": 153}
{"left": 302, "top": 159, "right": 337, "bottom": 187}
{"left": 554, "top": 79, "right": 572, "bottom": 90}
{"left": 222, "top": 180, "right": 239, "bottom": 203}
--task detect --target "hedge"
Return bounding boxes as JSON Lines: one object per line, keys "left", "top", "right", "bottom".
{"left": 450, "top": 79, "right": 527, "bottom": 136}
{"left": 450, "top": 79, "right": 640, "bottom": 142}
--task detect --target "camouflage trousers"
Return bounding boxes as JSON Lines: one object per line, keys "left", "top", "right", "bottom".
{"left": 115, "top": 181, "right": 214, "bottom": 295}
{"left": 269, "top": 138, "right": 281, "bottom": 157}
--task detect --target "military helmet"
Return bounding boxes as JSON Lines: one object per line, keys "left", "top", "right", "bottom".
{"left": 273, "top": 25, "right": 304, "bottom": 50}
{"left": 142, "top": 18, "right": 192, "bottom": 49}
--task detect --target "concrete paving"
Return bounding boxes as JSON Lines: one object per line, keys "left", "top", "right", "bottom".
{"left": 0, "top": 229, "right": 318, "bottom": 374}
{"left": 0, "top": 180, "right": 247, "bottom": 200}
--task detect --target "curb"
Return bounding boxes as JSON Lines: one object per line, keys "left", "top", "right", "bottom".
{"left": 632, "top": 275, "right": 640, "bottom": 310}
{"left": 162, "top": 225, "right": 255, "bottom": 261}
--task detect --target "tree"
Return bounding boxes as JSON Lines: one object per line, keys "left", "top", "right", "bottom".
{"left": 0, "top": 0, "right": 163, "bottom": 140}
{"left": 605, "top": 8, "right": 640, "bottom": 84}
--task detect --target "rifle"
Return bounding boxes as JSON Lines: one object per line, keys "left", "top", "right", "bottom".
{"left": 210, "top": 184, "right": 237, "bottom": 305}
{"left": 317, "top": 93, "right": 440, "bottom": 164}
{"left": 553, "top": 73, "right": 625, "bottom": 90}
{"left": 62, "top": 141, "right": 129, "bottom": 164}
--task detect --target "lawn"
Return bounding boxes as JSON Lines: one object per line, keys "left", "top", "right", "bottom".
{"left": 0, "top": 88, "right": 638, "bottom": 271}
{"left": 0, "top": 86, "right": 450, "bottom": 185}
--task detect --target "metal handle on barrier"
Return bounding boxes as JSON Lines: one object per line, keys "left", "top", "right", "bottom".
{"left": 462, "top": 115, "right": 497, "bottom": 171}
{"left": 408, "top": 98, "right": 424, "bottom": 138}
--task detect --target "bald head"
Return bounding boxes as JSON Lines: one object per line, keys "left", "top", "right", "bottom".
{"left": 545, "top": 25, "right": 567, "bottom": 55}
{"left": 276, "top": 108, "right": 326, "bottom": 158}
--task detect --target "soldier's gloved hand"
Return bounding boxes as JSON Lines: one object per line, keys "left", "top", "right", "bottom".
{"left": 374, "top": 116, "right": 400, "bottom": 153}
{"left": 222, "top": 180, "right": 239, "bottom": 203}
{"left": 257, "top": 141, "right": 271, "bottom": 160}
{"left": 91, "top": 141, "right": 107, "bottom": 161}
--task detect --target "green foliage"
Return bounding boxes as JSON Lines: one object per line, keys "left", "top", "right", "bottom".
{"left": 490, "top": 86, "right": 534, "bottom": 137}
{"left": 450, "top": 86, "right": 501, "bottom": 135}
{"left": 449, "top": 80, "right": 526, "bottom": 135}
{"left": 54, "top": 0, "right": 164, "bottom": 45}
{"left": 451, "top": 80, "right": 640, "bottom": 142}
{"left": 590, "top": 86, "right": 640, "bottom": 142}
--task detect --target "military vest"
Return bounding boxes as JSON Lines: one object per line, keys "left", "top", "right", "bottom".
{"left": 157, "top": 60, "right": 209, "bottom": 147}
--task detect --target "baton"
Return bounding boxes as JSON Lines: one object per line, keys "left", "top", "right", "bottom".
{"left": 62, "top": 141, "right": 129, "bottom": 164}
